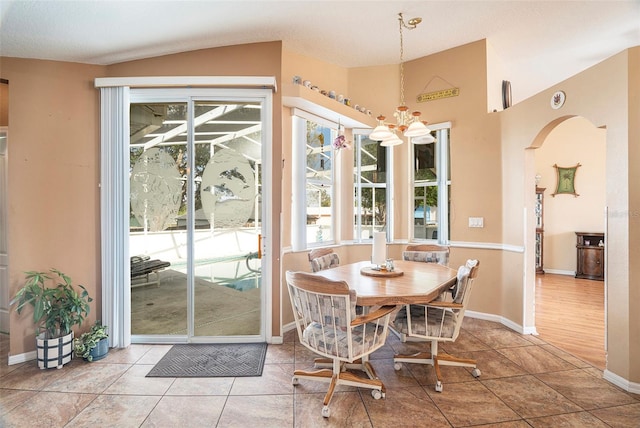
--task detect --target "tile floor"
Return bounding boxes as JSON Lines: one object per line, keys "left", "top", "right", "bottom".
{"left": 1, "top": 318, "right": 639, "bottom": 427}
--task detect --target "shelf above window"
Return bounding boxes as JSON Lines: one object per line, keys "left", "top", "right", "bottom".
{"left": 282, "top": 83, "right": 376, "bottom": 129}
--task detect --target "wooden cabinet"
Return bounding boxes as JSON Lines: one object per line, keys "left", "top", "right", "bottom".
{"left": 535, "top": 187, "right": 545, "bottom": 273}
{"left": 576, "top": 232, "right": 604, "bottom": 280}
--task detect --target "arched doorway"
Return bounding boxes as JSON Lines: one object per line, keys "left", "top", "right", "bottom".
{"left": 527, "top": 115, "right": 606, "bottom": 367}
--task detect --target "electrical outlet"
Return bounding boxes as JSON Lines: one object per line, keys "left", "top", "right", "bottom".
{"left": 468, "top": 217, "right": 484, "bottom": 228}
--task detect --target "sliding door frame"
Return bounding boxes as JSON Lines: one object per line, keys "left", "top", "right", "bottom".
{"left": 97, "top": 77, "right": 275, "bottom": 347}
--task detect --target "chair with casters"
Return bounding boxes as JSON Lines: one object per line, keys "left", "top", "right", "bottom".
{"left": 392, "top": 259, "right": 481, "bottom": 392}
{"left": 396, "top": 244, "right": 453, "bottom": 343}
{"left": 308, "top": 248, "right": 340, "bottom": 272}
{"left": 402, "top": 244, "right": 450, "bottom": 266}
{"left": 286, "top": 271, "right": 395, "bottom": 418}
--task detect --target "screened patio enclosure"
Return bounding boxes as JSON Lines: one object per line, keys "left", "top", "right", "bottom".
{"left": 129, "top": 97, "right": 265, "bottom": 340}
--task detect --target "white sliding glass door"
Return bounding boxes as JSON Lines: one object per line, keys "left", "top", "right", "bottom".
{"left": 128, "top": 89, "right": 268, "bottom": 343}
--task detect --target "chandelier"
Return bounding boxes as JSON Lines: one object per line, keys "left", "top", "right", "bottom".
{"left": 370, "top": 13, "right": 435, "bottom": 146}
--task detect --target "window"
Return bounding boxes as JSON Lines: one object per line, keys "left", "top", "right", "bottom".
{"left": 292, "top": 111, "right": 336, "bottom": 249}
{"left": 353, "top": 134, "right": 388, "bottom": 241}
{"left": 413, "top": 125, "right": 450, "bottom": 242}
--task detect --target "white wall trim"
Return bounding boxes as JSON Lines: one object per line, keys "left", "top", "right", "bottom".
{"left": 543, "top": 268, "right": 575, "bottom": 276}
{"left": 95, "top": 76, "right": 277, "bottom": 91}
{"left": 282, "top": 241, "right": 525, "bottom": 254}
{"left": 449, "top": 241, "right": 525, "bottom": 253}
{"left": 465, "top": 310, "right": 538, "bottom": 335}
{"left": 8, "top": 350, "right": 36, "bottom": 366}
{"left": 283, "top": 321, "right": 297, "bottom": 334}
{"left": 604, "top": 369, "right": 640, "bottom": 394}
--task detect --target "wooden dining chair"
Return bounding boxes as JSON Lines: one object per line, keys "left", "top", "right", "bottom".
{"left": 401, "top": 244, "right": 452, "bottom": 311}
{"left": 286, "top": 271, "right": 395, "bottom": 418}
{"left": 392, "top": 259, "right": 480, "bottom": 392}
{"left": 308, "top": 247, "right": 340, "bottom": 272}
{"left": 402, "top": 244, "right": 450, "bottom": 266}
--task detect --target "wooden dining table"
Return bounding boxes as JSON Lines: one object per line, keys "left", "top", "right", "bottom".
{"left": 313, "top": 260, "right": 458, "bottom": 307}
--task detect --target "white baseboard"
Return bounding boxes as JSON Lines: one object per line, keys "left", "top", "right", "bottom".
{"left": 604, "top": 369, "right": 640, "bottom": 394}
{"left": 465, "top": 310, "right": 538, "bottom": 335}
{"left": 541, "top": 269, "right": 575, "bottom": 276}
{"left": 8, "top": 350, "right": 36, "bottom": 366}
{"left": 282, "top": 321, "right": 296, "bottom": 334}
{"left": 270, "top": 336, "right": 283, "bottom": 345}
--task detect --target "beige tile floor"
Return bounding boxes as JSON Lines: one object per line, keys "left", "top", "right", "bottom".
{"left": 2, "top": 318, "right": 639, "bottom": 427}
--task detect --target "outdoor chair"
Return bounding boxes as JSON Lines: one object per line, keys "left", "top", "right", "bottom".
{"left": 130, "top": 255, "right": 170, "bottom": 288}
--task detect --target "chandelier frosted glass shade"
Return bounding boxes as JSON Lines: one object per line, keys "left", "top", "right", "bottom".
{"left": 404, "top": 118, "right": 432, "bottom": 137}
{"left": 380, "top": 133, "right": 403, "bottom": 147}
{"left": 370, "top": 115, "right": 394, "bottom": 141}
{"left": 379, "top": 124, "right": 403, "bottom": 147}
{"left": 370, "top": 125, "right": 393, "bottom": 141}
{"left": 412, "top": 133, "right": 436, "bottom": 144}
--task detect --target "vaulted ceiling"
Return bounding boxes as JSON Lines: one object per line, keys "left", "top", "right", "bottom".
{"left": 1, "top": 1, "right": 639, "bottom": 103}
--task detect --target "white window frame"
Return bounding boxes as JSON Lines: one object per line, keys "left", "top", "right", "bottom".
{"left": 410, "top": 122, "right": 451, "bottom": 244}
{"left": 353, "top": 132, "right": 393, "bottom": 243}
{"left": 291, "top": 109, "right": 339, "bottom": 251}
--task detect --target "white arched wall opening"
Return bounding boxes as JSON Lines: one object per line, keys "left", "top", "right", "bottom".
{"left": 524, "top": 115, "right": 607, "bottom": 360}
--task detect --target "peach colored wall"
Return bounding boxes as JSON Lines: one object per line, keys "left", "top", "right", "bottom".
{"left": 282, "top": 50, "right": 350, "bottom": 101}
{"left": 3, "top": 58, "right": 105, "bottom": 355}
{"left": 535, "top": 117, "right": 606, "bottom": 273}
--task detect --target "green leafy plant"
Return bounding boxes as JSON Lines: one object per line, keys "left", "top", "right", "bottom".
{"left": 9, "top": 269, "right": 92, "bottom": 338}
{"left": 73, "top": 321, "right": 108, "bottom": 361}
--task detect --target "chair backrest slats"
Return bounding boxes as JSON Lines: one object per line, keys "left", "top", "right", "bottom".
{"left": 286, "top": 270, "right": 391, "bottom": 362}
{"left": 402, "top": 244, "right": 449, "bottom": 266}
{"left": 308, "top": 248, "right": 341, "bottom": 272}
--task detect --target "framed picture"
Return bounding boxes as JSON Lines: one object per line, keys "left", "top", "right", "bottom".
{"left": 552, "top": 163, "right": 581, "bottom": 197}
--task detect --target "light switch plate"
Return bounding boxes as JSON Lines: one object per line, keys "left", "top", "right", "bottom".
{"left": 468, "top": 217, "right": 484, "bottom": 228}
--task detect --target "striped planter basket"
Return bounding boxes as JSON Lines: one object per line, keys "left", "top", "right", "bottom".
{"left": 36, "top": 331, "right": 73, "bottom": 369}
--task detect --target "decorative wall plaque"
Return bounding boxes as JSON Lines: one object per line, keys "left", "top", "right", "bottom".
{"left": 551, "top": 163, "right": 581, "bottom": 197}
{"left": 417, "top": 88, "right": 460, "bottom": 103}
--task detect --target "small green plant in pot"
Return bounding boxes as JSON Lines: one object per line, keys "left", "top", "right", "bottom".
{"left": 73, "top": 321, "right": 109, "bottom": 362}
{"left": 10, "top": 268, "right": 92, "bottom": 369}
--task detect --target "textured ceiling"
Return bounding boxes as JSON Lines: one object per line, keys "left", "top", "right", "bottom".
{"left": 1, "top": 1, "right": 639, "bottom": 103}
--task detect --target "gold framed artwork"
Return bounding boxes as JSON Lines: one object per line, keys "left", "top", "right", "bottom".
{"left": 552, "top": 163, "right": 581, "bottom": 197}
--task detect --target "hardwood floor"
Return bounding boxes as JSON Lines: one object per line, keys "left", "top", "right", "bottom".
{"left": 535, "top": 273, "right": 606, "bottom": 369}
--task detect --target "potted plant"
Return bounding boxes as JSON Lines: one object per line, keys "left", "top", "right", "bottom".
{"left": 9, "top": 268, "right": 92, "bottom": 369}
{"left": 73, "top": 321, "right": 109, "bottom": 362}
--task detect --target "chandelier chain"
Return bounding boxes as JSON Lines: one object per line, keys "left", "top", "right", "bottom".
{"left": 369, "top": 12, "right": 432, "bottom": 146}
{"left": 399, "top": 14, "right": 405, "bottom": 107}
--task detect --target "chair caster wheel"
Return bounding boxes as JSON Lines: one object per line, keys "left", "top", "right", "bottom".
{"left": 292, "top": 376, "right": 299, "bottom": 385}
{"left": 435, "top": 381, "right": 443, "bottom": 392}
{"left": 472, "top": 368, "right": 481, "bottom": 378}
{"left": 393, "top": 362, "right": 402, "bottom": 371}
{"left": 371, "top": 389, "right": 383, "bottom": 400}
{"left": 321, "top": 406, "right": 330, "bottom": 418}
